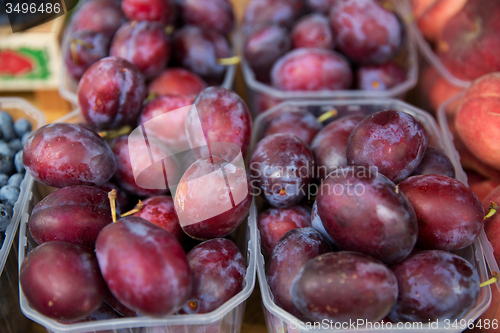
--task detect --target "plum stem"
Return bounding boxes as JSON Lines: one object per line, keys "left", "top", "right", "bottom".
{"left": 480, "top": 277, "right": 498, "bottom": 287}
{"left": 108, "top": 189, "right": 117, "bottom": 223}
{"left": 485, "top": 202, "right": 499, "bottom": 219}
{"left": 317, "top": 109, "right": 338, "bottom": 123}
{"left": 70, "top": 39, "right": 94, "bottom": 64}
{"left": 120, "top": 200, "right": 145, "bottom": 217}
{"left": 395, "top": 185, "right": 399, "bottom": 194}
{"left": 218, "top": 56, "right": 240, "bottom": 66}
{"left": 99, "top": 125, "right": 132, "bottom": 141}
{"left": 145, "top": 92, "right": 157, "bottom": 103}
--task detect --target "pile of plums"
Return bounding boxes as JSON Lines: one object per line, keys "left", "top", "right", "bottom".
{"left": 243, "top": 0, "right": 408, "bottom": 96}
{"left": 64, "top": 0, "right": 234, "bottom": 89}
{"left": 252, "top": 106, "right": 486, "bottom": 324}
{"left": 0, "top": 111, "right": 32, "bottom": 247}
{"left": 20, "top": 72, "right": 252, "bottom": 323}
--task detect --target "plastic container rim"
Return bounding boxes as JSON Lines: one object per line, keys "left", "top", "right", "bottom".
{"left": 0, "top": 97, "right": 46, "bottom": 275}
{"left": 436, "top": 92, "right": 500, "bottom": 293}
{"left": 253, "top": 98, "right": 492, "bottom": 332}
{"left": 239, "top": 1, "right": 419, "bottom": 100}
{"left": 17, "top": 107, "right": 257, "bottom": 332}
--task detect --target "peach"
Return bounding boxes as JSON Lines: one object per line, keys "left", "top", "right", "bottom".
{"left": 415, "top": 0, "right": 466, "bottom": 43}
{"left": 438, "top": 0, "right": 500, "bottom": 81}
{"left": 467, "top": 171, "right": 500, "bottom": 203}
{"left": 411, "top": 0, "right": 438, "bottom": 19}
{"left": 455, "top": 73, "right": 500, "bottom": 170}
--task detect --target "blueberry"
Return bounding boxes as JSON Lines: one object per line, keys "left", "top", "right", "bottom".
{"left": 14, "top": 151, "right": 24, "bottom": 173}
{"left": 21, "top": 131, "right": 31, "bottom": 146}
{"left": 9, "top": 138, "right": 23, "bottom": 152}
{"left": 0, "top": 111, "right": 15, "bottom": 141}
{"left": 0, "top": 141, "right": 14, "bottom": 158}
{"left": 0, "top": 185, "right": 19, "bottom": 206}
{"left": 14, "top": 118, "right": 32, "bottom": 138}
{"left": 0, "top": 203, "right": 13, "bottom": 232}
{"left": 7, "top": 173, "right": 24, "bottom": 188}
{"left": 0, "top": 174, "right": 7, "bottom": 187}
{"left": 0, "top": 155, "right": 13, "bottom": 174}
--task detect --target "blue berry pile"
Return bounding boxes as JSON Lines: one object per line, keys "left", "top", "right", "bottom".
{"left": 0, "top": 111, "right": 32, "bottom": 247}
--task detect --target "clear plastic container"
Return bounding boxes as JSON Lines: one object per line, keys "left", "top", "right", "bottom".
{"left": 437, "top": 92, "right": 500, "bottom": 290}
{"left": 252, "top": 98, "right": 492, "bottom": 333}
{"left": 0, "top": 98, "right": 46, "bottom": 333}
{"left": 240, "top": 1, "right": 419, "bottom": 115}
{"left": 17, "top": 111, "right": 257, "bottom": 333}
{"left": 58, "top": 24, "right": 237, "bottom": 108}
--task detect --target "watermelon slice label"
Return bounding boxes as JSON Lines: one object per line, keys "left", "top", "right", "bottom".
{"left": 0, "top": 47, "right": 50, "bottom": 80}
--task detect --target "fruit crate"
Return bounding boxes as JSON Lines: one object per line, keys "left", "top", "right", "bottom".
{"left": 0, "top": 98, "right": 46, "bottom": 333}
{"left": 251, "top": 99, "right": 492, "bottom": 333}
{"left": 17, "top": 110, "right": 257, "bottom": 333}
{"left": 239, "top": 1, "right": 418, "bottom": 115}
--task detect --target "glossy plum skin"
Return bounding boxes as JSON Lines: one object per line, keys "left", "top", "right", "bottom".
{"left": 186, "top": 87, "right": 252, "bottom": 160}
{"left": 182, "top": 238, "right": 246, "bottom": 314}
{"left": 133, "top": 195, "right": 184, "bottom": 244}
{"left": 243, "top": 24, "right": 291, "bottom": 83}
{"left": 258, "top": 205, "right": 312, "bottom": 256}
{"left": 174, "top": 156, "right": 251, "bottom": 240}
{"left": 243, "top": 0, "right": 304, "bottom": 30}
{"left": 317, "top": 166, "right": 418, "bottom": 264}
{"left": 63, "top": 30, "right": 110, "bottom": 81}
{"left": 356, "top": 62, "right": 407, "bottom": 91}
{"left": 139, "top": 95, "right": 195, "bottom": 152}
{"left": 96, "top": 216, "right": 191, "bottom": 317}
{"left": 173, "top": 26, "right": 230, "bottom": 84}
{"left": 271, "top": 48, "right": 352, "bottom": 91}
{"left": 411, "top": 146, "right": 456, "bottom": 178}
{"left": 291, "top": 14, "right": 334, "bottom": 50}
{"left": 23, "top": 123, "right": 116, "bottom": 188}
{"left": 29, "top": 186, "right": 112, "bottom": 249}
{"left": 70, "top": 0, "right": 125, "bottom": 37}
{"left": 330, "top": 0, "right": 402, "bottom": 64}
{"left": 110, "top": 21, "right": 171, "bottom": 79}
{"left": 78, "top": 57, "right": 146, "bottom": 129}
{"left": 105, "top": 293, "right": 138, "bottom": 317}
{"left": 148, "top": 68, "right": 207, "bottom": 97}
{"left": 290, "top": 251, "right": 398, "bottom": 322}
{"left": 250, "top": 134, "right": 315, "bottom": 208}
{"left": 389, "top": 251, "right": 480, "bottom": 322}
{"left": 267, "top": 228, "right": 332, "bottom": 320}
{"left": 311, "top": 115, "right": 364, "bottom": 180}
{"left": 399, "top": 175, "right": 484, "bottom": 251}
{"left": 263, "top": 110, "right": 322, "bottom": 146}
{"left": 181, "top": 0, "right": 235, "bottom": 35}
{"left": 311, "top": 200, "right": 336, "bottom": 245}
{"left": 109, "top": 135, "right": 180, "bottom": 197}
{"left": 20, "top": 241, "right": 107, "bottom": 322}
{"left": 122, "top": 0, "right": 176, "bottom": 25}
{"left": 346, "top": 110, "right": 428, "bottom": 183}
